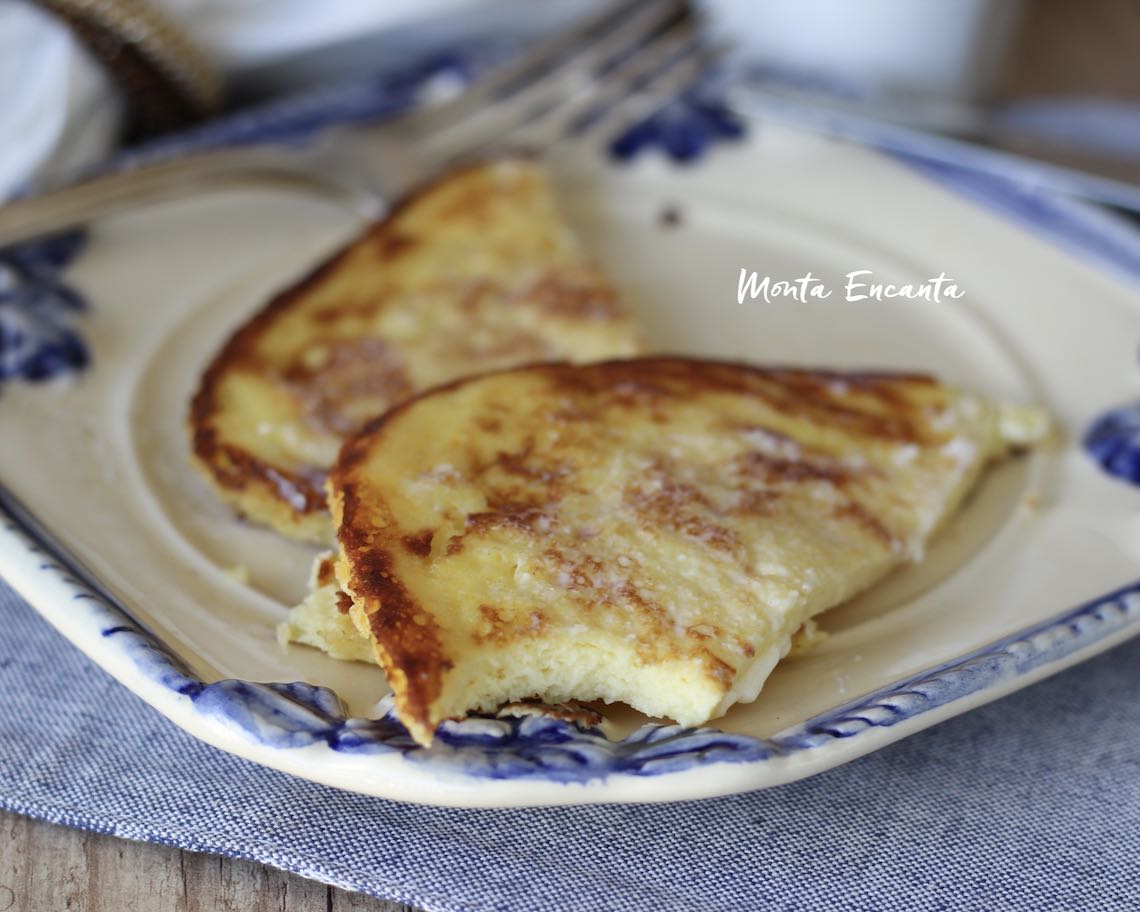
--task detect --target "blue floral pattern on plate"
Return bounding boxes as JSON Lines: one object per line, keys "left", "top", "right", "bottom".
{"left": 1084, "top": 399, "right": 1140, "bottom": 485}
{"left": 0, "top": 51, "right": 743, "bottom": 387}
{"left": 610, "top": 79, "right": 746, "bottom": 162}
{"left": 74, "top": 549, "right": 1137, "bottom": 784}
{"left": 90, "top": 611, "right": 773, "bottom": 780}
{"left": 0, "top": 232, "right": 88, "bottom": 383}
{"left": 4, "top": 48, "right": 1140, "bottom": 787}
{"left": 0, "top": 48, "right": 758, "bottom": 781}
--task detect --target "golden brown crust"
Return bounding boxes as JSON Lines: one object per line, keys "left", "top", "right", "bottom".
{"left": 189, "top": 241, "right": 363, "bottom": 523}
{"left": 330, "top": 356, "right": 1004, "bottom": 746}
{"left": 338, "top": 356, "right": 939, "bottom": 462}
{"left": 338, "top": 488, "right": 451, "bottom": 738}
{"left": 189, "top": 159, "right": 641, "bottom": 543}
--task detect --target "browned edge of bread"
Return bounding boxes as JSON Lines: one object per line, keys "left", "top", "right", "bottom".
{"left": 329, "top": 356, "right": 942, "bottom": 744}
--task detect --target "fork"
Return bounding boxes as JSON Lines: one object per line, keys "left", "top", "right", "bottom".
{"left": 0, "top": 0, "right": 726, "bottom": 248}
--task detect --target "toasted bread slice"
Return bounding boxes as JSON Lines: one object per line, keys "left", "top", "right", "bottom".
{"left": 190, "top": 160, "right": 641, "bottom": 543}
{"left": 329, "top": 358, "right": 1048, "bottom": 746}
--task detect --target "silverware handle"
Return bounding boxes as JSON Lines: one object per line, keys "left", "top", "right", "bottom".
{"left": 0, "top": 147, "right": 346, "bottom": 247}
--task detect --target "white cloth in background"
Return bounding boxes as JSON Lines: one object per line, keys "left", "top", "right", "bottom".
{"left": 0, "top": 1, "right": 123, "bottom": 197}
{"left": 0, "top": 0, "right": 482, "bottom": 200}
{"left": 163, "top": 0, "right": 472, "bottom": 71}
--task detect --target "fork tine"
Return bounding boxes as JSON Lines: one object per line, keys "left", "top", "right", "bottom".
{"left": 419, "top": 0, "right": 693, "bottom": 158}
{"left": 571, "top": 43, "right": 731, "bottom": 149}
{"left": 400, "top": 0, "right": 688, "bottom": 136}
{"left": 464, "top": 21, "right": 726, "bottom": 159}
{"left": 497, "top": 14, "right": 706, "bottom": 152}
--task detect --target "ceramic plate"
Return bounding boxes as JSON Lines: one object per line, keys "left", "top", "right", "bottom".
{"left": 4, "top": 116, "right": 1140, "bottom": 807}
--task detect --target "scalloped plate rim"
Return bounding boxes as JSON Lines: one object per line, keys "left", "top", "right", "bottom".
{"left": 5, "top": 93, "right": 1140, "bottom": 803}
{"left": 2, "top": 486, "right": 1140, "bottom": 806}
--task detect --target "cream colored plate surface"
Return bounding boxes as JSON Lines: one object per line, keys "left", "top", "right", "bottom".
{"left": 3, "top": 124, "right": 1140, "bottom": 806}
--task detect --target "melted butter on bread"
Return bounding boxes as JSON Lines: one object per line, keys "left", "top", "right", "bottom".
{"left": 190, "top": 160, "right": 640, "bottom": 544}
{"left": 326, "top": 358, "right": 1048, "bottom": 746}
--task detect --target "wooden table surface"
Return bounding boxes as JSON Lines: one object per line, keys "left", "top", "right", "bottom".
{"left": 5, "top": 1, "right": 1140, "bottom": 909}
{"left": 0, "top": 812, "right": 412, "bottom": 912}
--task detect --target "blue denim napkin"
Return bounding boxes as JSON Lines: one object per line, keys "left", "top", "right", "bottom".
{"left": 2, "top": 581, "right": 1138, "bottom": 912}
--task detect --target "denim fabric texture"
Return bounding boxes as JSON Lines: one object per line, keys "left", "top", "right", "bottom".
{"left": 1, "top": 582, "right": 1138, "bottom": 911}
